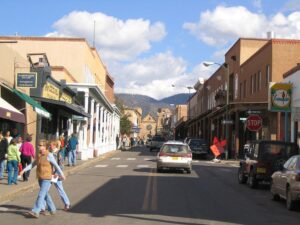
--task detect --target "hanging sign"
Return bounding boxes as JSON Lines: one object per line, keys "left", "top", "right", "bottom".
{"left": 269, "top": 83, "right": 292, "bottom": 112}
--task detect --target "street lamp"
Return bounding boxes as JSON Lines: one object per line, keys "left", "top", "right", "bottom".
{"left": 203, "top": 61, "right": 230, "bottom": 159}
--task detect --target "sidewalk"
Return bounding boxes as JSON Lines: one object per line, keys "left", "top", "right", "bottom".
{"left": 0, "top": 150, "right": 118, "bottom": 204}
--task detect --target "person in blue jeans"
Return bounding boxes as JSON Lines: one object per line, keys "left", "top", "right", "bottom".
{"left": 0, "top": 132, "right": 8, "bottom": 180}
{"left": 20, "top": 140, "right": 65, "bottom": 218}
{"left": 7, "top": 139, "right": 21, "bottom": 185}
{"left": 68, "top": 133, "right": 78, "bottom": 166}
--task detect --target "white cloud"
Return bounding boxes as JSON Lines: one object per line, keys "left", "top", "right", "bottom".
{"left": 183, "top": 6, "right": 300, "bottom": 47}
{"left": 253, "top": 0, "right": 263, "bottom": 12}
{"left": 112, "top": 52, "right": 215, "bottom": 99}
{"left": 46, "top": 11, "right": 166, "bottom": 61}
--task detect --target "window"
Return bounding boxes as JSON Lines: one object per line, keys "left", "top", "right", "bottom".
{"left": 254, "top": 73, "right": 257, "bottom": 92}
{"left": 240, "top": 82, "right": 243, "bottom": 99}
{"left": 258, "top": 71, "right": 261, "bottom": 90}
{"left": 251, "top": 75, "right": 254, "bottom": 94}
{"left": 266, "top": 65, "right": 270, "bottom": 87}
{"left": 244, "top": 80, "right": 246, "bottom": 98}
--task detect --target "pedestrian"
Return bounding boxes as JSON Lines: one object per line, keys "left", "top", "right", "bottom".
{"left": 58, "top": 135, "right": 66, "bottom": 169}
{"left": 7, "top": 138, "right": 21, "bottom": 185}
{"left": 19, "top": 135, "right": 35, "bottom": 182}
{"left": 12, "top": 128, "right": 20, "bottom": 139}
{"left": 5, "top": 131, "right": 12, "bottom": 145}
{"left": 20, "top": 139, "right": 65, "bottom": 218}
{"left": 0, "top": 132, "right": 8, "bottom": 180}
{"left": 67, "top": 133, "right": 78, "bottom": 166}
{"left": 16, "top": 136, "right": 23, "bottom": 150}
{"left": 46, "top": 140, "right": 70, "bottom": 211}
{"left": 116, "top": 134, "right": 119, "bottom": 150}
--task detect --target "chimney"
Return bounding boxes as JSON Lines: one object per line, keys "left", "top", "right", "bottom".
{"left": 267, "top": 31, "right": 275, "bottom": 39}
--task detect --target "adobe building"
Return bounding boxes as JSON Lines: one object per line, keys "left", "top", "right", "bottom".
{"left": 123, "top": 107, "right": 142, "bottom": 138}
{"left": 174, "top": 104, "right": 187, "bottom": 140}
{"left": 139, "top": 113, "right": 157, "bottom": 139}
{"left": 187, "top": 37, "right": 300, "bottom": 158}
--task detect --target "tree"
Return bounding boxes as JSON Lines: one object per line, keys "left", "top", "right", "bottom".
{"left": 120, "top": 114, "right": 132, "bottom": 135}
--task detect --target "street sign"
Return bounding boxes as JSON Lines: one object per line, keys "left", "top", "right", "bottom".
{"left": 246, "top": 115, "right": 262, "bottom": 131}
{"left": 16, "top": 73, "right": 37, "bottom": 88}
{"left": 222, "top": 120, "right": 233, "bottom": 124}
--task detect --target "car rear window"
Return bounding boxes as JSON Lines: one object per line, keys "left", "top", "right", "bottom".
{"left": 161, "top": 145, "right": 189, "bottom": 153}
{"left": 189, "top": 139, "right": 208, "bottom": 146}
{"left": 260, "top": 143, "right": 298, "bottom": 160}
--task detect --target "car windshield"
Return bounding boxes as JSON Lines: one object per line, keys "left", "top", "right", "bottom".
{"left": 162, "top": 144, "right": 189, "bottom": 154}
{"left": 260, "top": 143, "right": 298, "bottom": 160}
{"left": 189, "top": 139, "right": 207, "bottom": 146}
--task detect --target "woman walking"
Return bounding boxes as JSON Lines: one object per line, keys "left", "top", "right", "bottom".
{"left": 19, "top": 135, "right": 35, "bottom": 181}
{"left": 48, "top": 140, "right": 71, "bottom": 211}
{"left": 0, "top": 132, "right": 8, "bottom": 180}
{"left": 7, "top": 139, "right": 21, "bottom": 185}
{"left": 20, "top": 140, "right": 65, "bottom": 218}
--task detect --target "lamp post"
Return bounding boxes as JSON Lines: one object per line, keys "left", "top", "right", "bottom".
{"left": 203, "top": 61, "right": 230, "bottom": 159}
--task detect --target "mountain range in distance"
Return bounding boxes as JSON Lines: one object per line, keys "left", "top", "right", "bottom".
{"left": 115, "top": 93, "right": 190, "bottom": 117}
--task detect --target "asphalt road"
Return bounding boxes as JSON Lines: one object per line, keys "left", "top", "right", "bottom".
{"left": 1, "top": 146, "right": 300, "bottom": 225}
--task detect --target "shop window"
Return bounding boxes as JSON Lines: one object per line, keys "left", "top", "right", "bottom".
{"left": 258, "top": 71, "right": 261, "bottom": 90}
{"left": 240, "top": 82, "right": 243, "bottom": 99}
{"left": 251, "top": 75, "right": 254, "bottom": 94}
{"left": 244, "top": 80, "right": 246, "bottom": 98}
{"left": 266, "top": 65, "right": 270, "bottom": 87}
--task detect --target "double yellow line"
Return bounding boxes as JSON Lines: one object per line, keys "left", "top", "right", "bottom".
{"left": 142, "top": 168, "right": 157, "bottom": 211}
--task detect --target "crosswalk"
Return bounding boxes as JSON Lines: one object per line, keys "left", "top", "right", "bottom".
{"left": 94, "top": 164, "right": 151, "bottom": 169}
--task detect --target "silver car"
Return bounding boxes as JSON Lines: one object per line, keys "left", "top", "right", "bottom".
{"left": 271, "top": 155, "right": 300, "bottom": 210}
{"left": 157, "top": 141, "right": 192, "bottom": 173}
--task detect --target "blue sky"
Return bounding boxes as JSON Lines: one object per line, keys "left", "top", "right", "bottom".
{"left": 1, "top": 0, "right": 299, "bottom": 99}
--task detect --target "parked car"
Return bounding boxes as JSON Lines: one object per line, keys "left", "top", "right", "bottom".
{"left": 146, "top": 138, "right": 152, "bottom": 148}
{"left": 187, "top": 138, "right": 209, "bottom": 159}
{"left": 150, "top": 136, "right": 166, "bottom": 151}
{"left": 271, "top": 155, "right": 300, "bottom": 210}
{"left": 238, "top": 140, "right": 299, "bottom": 188}
{"left": 157, "top": 141, "right": 192, "bottom": 173}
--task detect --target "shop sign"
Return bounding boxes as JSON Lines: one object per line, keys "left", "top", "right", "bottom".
{"left": 246, "top": 115, "right": 262, "bottom": 131}
{"left": 269, "top": 83, "right": 292, "bottom": 112}
{"left": 60, "top": 92, "right": 72, "bottom": 104}
{"left": 42, "top": 82, "right": 60, "bottom": 101}
{"left": 16, "top": 73, "right": 37, "bottom": 88}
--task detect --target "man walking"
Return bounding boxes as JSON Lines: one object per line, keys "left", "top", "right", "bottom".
{"left": 68, "top": 133, "right": 78, "bottom": 167}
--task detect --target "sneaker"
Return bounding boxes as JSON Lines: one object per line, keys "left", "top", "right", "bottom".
{"left": 64, "top": 205, "right": 71, "bottom": 211}
{"left": 49, "top": 211, "right": 56, "bottom": 215}
{"left": 26, "top": 211, "right": 39, "bottom": 218}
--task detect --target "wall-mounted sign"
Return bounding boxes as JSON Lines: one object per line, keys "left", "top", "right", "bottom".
{"left": 16, "top": 73, "right": 37, "bottom": 88}
{"left": 42, "top": 82, "right": 60, "bottom": 100}
{"left": 60, "top": 92, "right": 72, "bottom": 104}
{"left": 246, "top": 114, "right": 262, "bottom": 131}
{"left": 269, "top": 83, "right": 292, "bottom": 112}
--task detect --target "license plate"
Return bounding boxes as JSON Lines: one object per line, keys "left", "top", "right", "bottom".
{"left": 172, "top": 157, "right": 179, "bottom": 160}
{"left": 256, "top": 168, "right": 266, "bottom": 173}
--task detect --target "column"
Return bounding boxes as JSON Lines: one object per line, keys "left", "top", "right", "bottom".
{"left": 83, "top": 92, "right": 89, "bottom": 149}
{"left": 67, "top": 118, "right": 73, "bottom": 137}
{"left": 95, "top": 103, "right": 100, "bottom": 148}
{"left": 99, "top": 107, "right": 104, "bottom": 146}
{"left": 103, "top": 110, "right": 107, "bottom": 145}
{"left": 78, "top": 121, "right": 83, "bottom": 151}
{"left": 89, "top": 99, "right": 95, "bottom": 148}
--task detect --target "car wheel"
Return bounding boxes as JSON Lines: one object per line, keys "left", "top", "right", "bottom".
{"left": 186, "top": 168, "right": 192, "bottom": 174}
{"left": 248, "top": 170, "right": 257, "bottom": 189}
{"left": 157, "top": 167, "right": 162, "bottom": 173}
{"left": 286, "top": 187, "right": 297, "bottom": 210}
{"left": 238, "top": 167, "right": 247, "bottom": 184}
{"left": 270, "top": 180, "right": 280, "bottom": 201}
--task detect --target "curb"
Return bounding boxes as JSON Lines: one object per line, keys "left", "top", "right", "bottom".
{"left": 0, "top": 150, "right": 119, "bottom": 204}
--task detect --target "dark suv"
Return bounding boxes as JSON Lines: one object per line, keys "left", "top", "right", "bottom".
{"left": 187, "top": 138, "right": 209, "bottom": 159}
{"left": 238, "top": 140, "right": 299, "bottom": 188}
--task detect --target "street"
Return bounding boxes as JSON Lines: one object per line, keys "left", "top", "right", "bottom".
{"left": 1, "top": 146, "right": 300, "bottom": 225}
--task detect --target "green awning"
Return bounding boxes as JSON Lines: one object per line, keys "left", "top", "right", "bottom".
{"left": 12, "top": 89, "right": 51, "bottom": 119}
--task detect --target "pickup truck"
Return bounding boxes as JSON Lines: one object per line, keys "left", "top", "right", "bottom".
{"left": 150, "top": 136, "right": 166, "bottom": 152}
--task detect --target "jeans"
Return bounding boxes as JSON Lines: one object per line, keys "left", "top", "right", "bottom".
{"left": 32, "top": 180, "right": 56, "bottom": 214}
{"left": 0, "top": 159, "right": 5, "bottom": 179}
{"left": 68, "top": 150, "right": 76, "bottom": 166}
{"left": 21, "top": 155, "right": 32, "bottom": 181}
{"left": 7, "top": 160, "right": 18, "bottom": 185}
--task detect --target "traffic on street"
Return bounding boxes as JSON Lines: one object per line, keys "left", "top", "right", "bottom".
{"left": 1, "top": 145, "right": 300, "bottom": 225}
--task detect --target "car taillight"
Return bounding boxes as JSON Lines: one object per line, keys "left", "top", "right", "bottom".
{"left": 184, "top": 153, "right": 192, "bottom": 158}
{"left": 296, "top": 173, "right": 300, "bottom": 181}
{"left": 158, "top": 152, "right": 166, "bottom": 157}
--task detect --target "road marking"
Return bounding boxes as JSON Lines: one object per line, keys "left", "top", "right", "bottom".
{"left": 144, "top": 158, "right": 153, "bottom": 161}
{"left": 116, "top": 165, "right": 128, "bottom": 168}
{"left": 94, "top": 165, "right": 108, "bottom": 168}
{"left": 142, "top": 168, "right": 157, "bottom": 211}
{"left": 111, "top": 158, "right": 120, "bottom": 160}
{"left": 137, "top": 165, "right": 150, "bottom": 168}
{"left": 0, "top": 207, "right": 9, "bottom": 212}
{"left": 127, "top": 158, "right": 136, "bottom": 160}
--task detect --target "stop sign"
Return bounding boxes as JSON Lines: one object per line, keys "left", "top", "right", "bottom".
{"left": 246, "top": 115, "right": 262, "bottom": 131}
